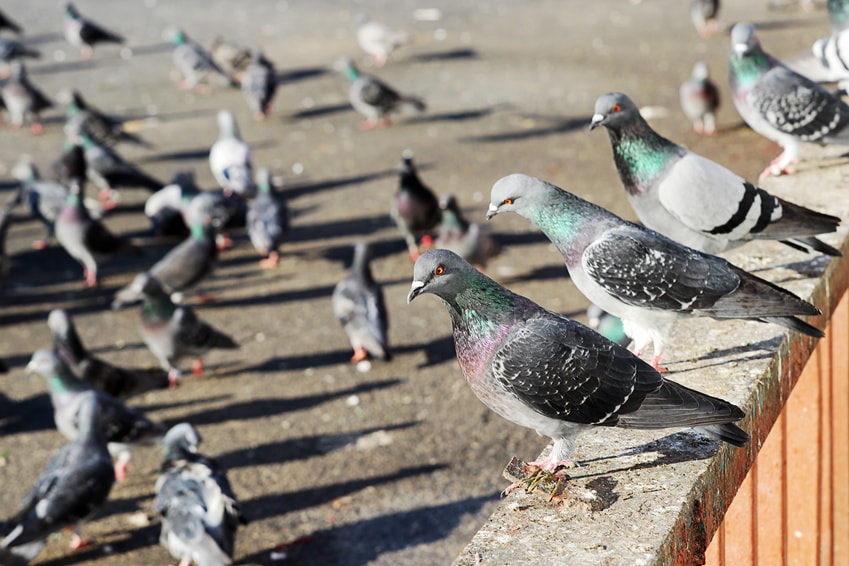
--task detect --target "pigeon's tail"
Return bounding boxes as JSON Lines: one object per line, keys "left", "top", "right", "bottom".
{"left": 401, "top": 96, "right": 426, "bottom": 112}
{"left": 780, "top": 237, "right": 841, "bottom": 257}
{"left": 760, "top": 316, "right": 825, "bottom": 339}
{"left": 619, "top": 379, "right": 749, "bottom": 447}
{"left": 207, "top": 328, "right": 239, "bottom": 350}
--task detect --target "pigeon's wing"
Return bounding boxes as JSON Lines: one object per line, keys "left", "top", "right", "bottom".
{"left": 582, "top": 225, "right": 740, "bottom": 312}
{"left": 172, "top": 308, "right": 238, "bottom": 351}
{"left": 150, "top": 235, "right": 216, "bottom": 292}
{"left": 491, "top": 313, "right": 662, "bottom": 425}
{"left": 360, "top": 77, "right": 400, "bottom": 107}
{"left": 89, "top": 393, "right": 163, "bottom": 444}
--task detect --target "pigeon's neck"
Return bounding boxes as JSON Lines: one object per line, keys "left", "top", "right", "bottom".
{"left": 47, "top": 373, "right": 87, "bottom": 396}
{"left": 142, "top": 294, "right": 176, "bottom": 319}
{"left": 729, "top": 50, "right": 771, "bottom": 91}
{"left": 344, "top": 65, "right": 360, "bottom": 82}
{"left": 523, "top": 193, "right": 611, "bottom": 266}
{"left": 57, "top": 328, "right": 87, "bottom": 365}
{"left": 190, "top": 222, "right": 213, "bottom": 241}
{"left": 442, "top": 208, "right": 469, "bottom": 232}
{"left": 607, "top": 122, "right": 683, "bottom": 196}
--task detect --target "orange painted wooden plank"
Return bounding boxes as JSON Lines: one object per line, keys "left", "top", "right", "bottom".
{"left": 722, "top": 464, "right": 755, "bottom": 565}
{"left": 757, "top": 412, "right": 786, "bottom": 566}
{"left": 704, "top": 523, "right": 721, "bottom": 566}
{"left": 830, "top": 294, "right": 849, "bottom": 565}
{"left": 817, "top": 343, "right": 833, "bottom": 565}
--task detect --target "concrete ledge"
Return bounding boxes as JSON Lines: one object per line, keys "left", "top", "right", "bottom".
{"left": 453, "top": 161, "right": 849, "bottom": 565}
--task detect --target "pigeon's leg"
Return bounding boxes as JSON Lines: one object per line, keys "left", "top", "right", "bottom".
{"left": 68, "top": 530, "right": 93, "bottom": 550}
{"left": 693, "top": 121, "right": 705, "bottom": 135}
{"left": 114, "top": 453, "right": 131, "bottom": 483}
{"left": 80, "top": 45, "right": 93, "bottom": 60}
{"left": 83, "top": 267, "right": 97, "bottom": 288}
{"left": 351, "top": 347, "right": 369, "bottom": 364}
{"left": 193, "top": 83, "right": 209, "bottom": 95}
{"left": 176, "top": 78, "right": 195, "bottom": 91}
{"left": 191, "top": 356, "right": 204, "bottom": 376}
{"left": 759, "top": 149, "right": 798, "bottom": 181}
{"left": 29, "top": 121, "right": 43, "bottom": 135}
{"left": 359, "top": 119, "right": 379, "bottom": 130}
{"left": 373, "top": 53, "right": 388, "bottom": 68}
{"left": 216, "top": 232, "right": 233, "bottom": 250}
{"left": 254, "top": 111, "right": 267, "bottom": 122}
{"left": 649, "top": 352, "right": 668, "bottom": 374}
{"left": 167, "top": 368, "right": 181, "bottom": 388}
{"left": 526, "top": 454, "right": 577, "bottom": 474}
{"left": 703, "top": 113, "right": 716, "bottom": 136}
{"left": 377, "top": 117, "right": 391, "bottom": 128}
{"left": 32, "top": 239, "right": 48, "bottom": 250}
{"left": 97, "top": 187, "right": 120, "bottom": 211}
{"left": 419, "top": 234, "right": 435, "bottom": 251}
{"left": 259, "top": 251, "right": 279, "bottom": 269}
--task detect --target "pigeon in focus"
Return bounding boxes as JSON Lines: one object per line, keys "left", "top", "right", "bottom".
{"left": 154, "top": 423, "right": 247, "bottom": 566}
{"left": 690, "top": 0, "right": 721, "bottom": 37}
{"left": 27, "top": 349, "right": 165, "bottom": 483}
{"left": 247, "top": 167, "right": 288, "bottom": 268}
{"left": 407, "top": 249, "right": 748, "bottom": 473}
{"left": 587, "top": 304, "right": 631, "bottom": 348}
{"left": 165, "top": 27, "right": 236, "bottom": 92}
{"left": 729, "top": 22, "right": 849, "bottom": 180}
{"left": 0, "top": 392, "right": 114, "bottom": 563}
{"left": 113, "top": 272, "right": 239, "bottom": 386}
{"left": 590, "top": 92, "right": 841, "bottom": 257}
{"left": 679, "top": 61, "right": 720, "bottom": 136}
{"left": 209, "top": 110, "right": 254, "bottom": 198}
{"left": 63, "top": 3, "right": 124, "bottom": 59}
{"left": 334, "top": 56, "right": 425, "bottom": 129}
{"left": 435, "top": 194, "right": 501, "bottom": 270}
{"left": 391, "top": 150, "right": 441, "bottom": 261}
{"left": 0, "top": 9, "right": 23, "bottom": 35}
{"left": 48, "top": 309, "right": 168, "bottom": 399}
{"left": 332, "top": 241, "right": 391, "bottom": 364}
{"left": 60, "top": 88, "right": 151, "bottom": 148}
{"left": 241, "top": 48, "right": 277, "bottom": 121}
{"left": 144, "top": 170, "right": 200, "bottom": 237}
{"left": 487, "top": 174, "right": 824, "bottom": 370}
{"left": 356, "top": 15, "right": 409, "bottom": 67}
{"left": 1, "top": 62, "right": 52, "bottom": 134}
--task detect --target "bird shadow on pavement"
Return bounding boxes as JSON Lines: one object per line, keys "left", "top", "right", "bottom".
{"left": 194, "top": 282, "right": 337, "bottom": 310}
{"left": 125, "top": 41, "right": 172, "bottom": 57}
{"left": 19, "top": 31, "right": 65, "bottom": 46}
{"left": 277, "top": 65, "right": 328, "bottom": 85}
{"left": 459, "top": 115, "right": 592, "bottom": 144}
{"left": 410, "top": 105, "right": 500, "bottom": 124}
{"left": 285, "top": 102, "right": 351, "bottom": 121}
{"left": 284, "top": 169, "right": 397, "bottom": 200}
{"left": 664, "top": 336, "right": 782, "bottom": 376}
{"left": 0, "top": 391, "right": 54, "bottom": 435}
{"left": 404, "top": 47, "right": 480, "bottom": 63}
{"left": 138, "top": 393, "right": 233, "bottom": 414}
{"left": 751, "top": 17, "right": 825, "bottom": 32}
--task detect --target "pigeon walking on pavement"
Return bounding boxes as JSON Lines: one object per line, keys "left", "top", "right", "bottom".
{"left": 690, "top": 0, "right": 721, "bottom": 37}
{"left": 487, "top": 174, "right": 824, "bottom": 370}
{"left": 334, "top": 56, "right": 425, "bottom": 129}
{"left": 679, "top": 61, "right": 720, "bottom": 136}
{"left": 11, "top": 158, "right": 82, "bottom": 250}
{"left": 407, "top": 249, "right": 749, "bottom": 473}
{"left": 332, "top": 242, "right": 391, "bottom": 365}
{"left": 435, "top": 194, "right": 501, "bottom": 271}
{"left": 60, "top": 88, "right": 151, "bottom": 148}
{"left": 165, "top": 27, "right": 236, "bottom": 92}
{"left": 241, "top": 48, "right": 277, "bottom": 121}
{"left": 63, "top": 3, "right": 124, "bottom": 59}
{"left": 247, "top": 167, "right": 288, "bottom": 268}
{"left": 209, "top": 109, "right": 254, "bottom": 198}
{"left": 729, "top": 22, "right": 849, "bottom": 180}
{"left": 590, "top": 92, "right": 841, "bottom": 257}
{"left": 1, "top": 62, "right": 52, "bottom": 134}
{"left": 356, "top": 15, "right": 409, "bottom": 67}
{"left": 154, "top": 423, "right": 247, "bottom": 566}
{"left": 391, "top": 151, "right": 441, "bottom": 261}
{"left": 0, "top": 392, "right": 115, "bottom": 564}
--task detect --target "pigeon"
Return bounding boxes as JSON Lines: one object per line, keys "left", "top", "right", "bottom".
{"left": 356, "top": 15, "right": 409, "bottom": 67}
{"left": 0, "top": 9, "right": 23, "bottom": 35}
{"left": 586, "top": 304, "right": 631, "bottom": 348}
{"left": 435, "top": 194, "right": 502, "bottom": 270}
{"left": 407, "top": 249, "right": 749, "bottom": 473}
{"left": 690, "top": 0, "right": 720, "bottom": 37}
{"left": 209, "top": 36, "right": 252, "bottom": 78}
{"left": 165, "top": 27, "right": 236, "bottom": 92}
{"left": 729, "top": 22, "right": 849, "bottom": 180}
{"left": 487, "top": 174, "right": 824, "bottom": 370}
{"left": 390, "top": 150, "right": 441, "bottom": 261}
{"left": 154, "top": 423, "right": 247, "bottom": 566}
{"left": 26, "top": 349, "right": 164, "bottom": 482}
{"left": 334, "top": 56, "right": 426, "bottom": 129}
{"left": 679, "top": 61, "right": 720, "bottom": 136}
{"left": 590, "top": 92, "right": 841, "bottom": 257}
{"left": 60, "top": 88, "right": 151, "bottom": 148}
{"left": 48, "top": 309, "right": 169, "bottom": 400}
{"left": 0, "top": 392, "right": 114, "bottom": 563}
{"left": 113, "top": 272, "right": 239, "bottom": 386}
{"left": 73, "top": 133, "right": 164, "bottom": 204}
{"left": 0, "top": 37, "right": 39, "bottom": 63}
{"left": 55, "top": 178, "right": 139, "bottom": 288}
{"left": 63, "top": 3, "right": 123, "bottom": 59}
{"left": 332, "top": 241, "right": 391, "bottom": 364}
{"left": 247, "top": 167, "right": 288, "bottom": 268}
{"left": 11, "top": 158, "right": 76, "bottom": 249}
{"left": 144, "top": 170, "right": 200, "bottom": 237}
{"left": 209, "top": 110, "right": 254, "bottom": 198}
{"left": 241, "top": 48, "right": 277, "bottom": 121}
{"left": 1, "top": 62, "right": 52, "bottom": 134}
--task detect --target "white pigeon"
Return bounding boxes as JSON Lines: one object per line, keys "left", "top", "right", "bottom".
{"left": 209, "top": 110, "right": 254, "bottom": 198}
{"left": 356, "top": 15, "right": 409, "bottom": 67}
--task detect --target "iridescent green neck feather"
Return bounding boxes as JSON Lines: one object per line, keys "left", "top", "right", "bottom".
{"left": 609, "top": 121, "right": 682, "bottom": 196}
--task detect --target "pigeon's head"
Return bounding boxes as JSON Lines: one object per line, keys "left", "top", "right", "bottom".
{"left": 65, "top": 3, "right": 80, "bottom": 19}
{"left": 439, "top": 194, "right": 459, "bottom": 212}
{"left": 487, "top": 173, "right": 552, "bottom": 220}
{"left": 163, "top": 26, "right": 187, "bottom": 45}
{"left": 730, "top": 22, "right": 759, "bottom": 59}
{"left": 25, "top": 348, "right": 61, "bottom": 379}
{"left": 47, "top": 309, "right": 72, "bottom": 337}
{"left": 407, "top": 249, "right": 477, "bottom": 304}
{"left": 589, "top": 92, "right": 639, "bottom": 132}
{"left": 163, "top": 422, "right": 202, "bottom": 459}
{"left": 691, "top": 61, "right": 709, "bottom": 81}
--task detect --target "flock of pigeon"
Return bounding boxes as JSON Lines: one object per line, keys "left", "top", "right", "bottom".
{"left": 1, "top": 1, "right": 848, "bottom": 564}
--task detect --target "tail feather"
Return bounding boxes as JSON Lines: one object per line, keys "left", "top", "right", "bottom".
{"left": 781, "top": 237, "right": 841, "bottom": 257}
{"left": 760, "top": 316, "right": 824, "bottom": 338}
{"left": 697, "top": 424, "right": 750, "bottom": 447}
{"left": 402, "top": 96, "right": 426, "bottom": 112}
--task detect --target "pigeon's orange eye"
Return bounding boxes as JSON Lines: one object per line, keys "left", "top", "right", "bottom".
{"left": 502, "top": 198, "right": 513, "bottom": 205}
{"left": 612, "top": 104, "right": 621, "bottom": 112}
{"left": 434, "top": 265, "right": 445, "bottom": 275}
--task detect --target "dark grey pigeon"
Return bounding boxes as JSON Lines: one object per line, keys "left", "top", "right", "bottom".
{"left": 590, "top": 92, "right": 840, "bottom": 257}
{"left": 0, "top": 392, "right": 114, "bottom": 564}
{"left": 679, "top": 61, "right": 719, "bottom": 136}
{"left": 247, "top": 167, "right": 288, "bottom": 269}
{"left": 48, "top": 309, "right": 168, "bottom": 399}
{"left": 1, "top": 62, "right": 52, "bottom": 134}
{"left": 729, "top": 22, "right": 849, "bottom": 180}
{"left": 114, "top": 273, "right": 239, "bottom": 386}
{"left": 26, "top": 349, "right": 163, "bottom": 483}
{"left": 487, "top": 174, "right": 823, "bottom": 370}
{"left": 63, "top": 3, "right": 123, "bottom": 59}
{"left": 154, "top": 423, "right": 247, "bottom": 566}
{"left": 334, "top": 57, "right": 425, "bottom": 129}
{"left": 61, "top": 89, "right": 152, "bottom": 148}
{"left": 332, "top": 242, "right": 391, "bottom": 365}
{"left": 0, "top": 37, "right": 39, "bottom": 62}
{"left": 241, "top": 48, "right": 277, "bottom": 121}
{"left": 435, "top": 194, "right": 501, "bottom": 270}
{"left": 390, "top": 151, "right": 441, "bottom": 261}
{"left": 165, "top": 27, "right": 236, "bottom": 92}
{"left": 407, "top": 249, "right": 748, "bottom": 473}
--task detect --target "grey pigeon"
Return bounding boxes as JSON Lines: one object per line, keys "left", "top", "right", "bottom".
{"left": 154, "top": 423, "right": 247, "bottom": 566}
{"left": 74, "top": 133, "right": 163, "bottom": 206}
{"left": 0, "top": 37, "right": 39, "bottom": 63}
{"left": 1, "top": 62, "right": 52, "bottom": 134}
{"left": 729, "top": 22, "right": 849, "bottom": 180}
{"left": 54, "top": 178, "right": 139, "bottom": 288}
{"left": 209, "top": 36, "right": 252, "bottom": 77}
{"left": 435, "top": 194, "right": 501, "bottom": 270}
{"left": 679, "top": 61, "right": 719, "bottom": 135}
{"left": 487, "top": 174, "right": 823, "bottom": 370}
{"left": 332, "top": 242, "right": 391, "bottom": 364}
{"left": 209, "top": 110, "right": 254, "bottom": 197}
{"left": 48, "top": 309, "right": 168, "bottom": 399}
{"left": 356, "top": 15, "right": 409, "bottom": 67}
{"left": 390, "top": 151, "right": 441, "bottom": 261}
{"left": 166, "top": 27, "right": 236, "bottom": 92}
{"left": 12, "top": 158, "right": 75, "bottom": 249}
{"left": 590, "top": 92, "right": 841, "bottom": 257}
{"left": 63, "top": 3, "right": 123, "bottom": 59}
{"left": 241, "top": 49, "right": 277, "bottom": 121}
{"left": 0, "top": 9, "right": 23, "bottom": 35}
{"left": 334, "top": 56, "right": 425, "bottom": 129}
{"left": 690, "top": 0, "right": 720, "bottom": 37}
{"left": 26, "top": 349, "right": 164, "bottom": 482}
{"left": 247, "top": 167, "right": 288, "bottom": 268}
{"left": 407, "top": 249, "right": 748, "bottom": 473}
{"left": 113, "top": 272, "right": 239, "bottom": 385}
{"left": 60, "top": 88, "right": 151, "bottom": 148}
{"left": 144, "top": 170, "right": 200, "bottom": 237}
{"left": 0, "top": 392, "right": 114, "bottom": 563}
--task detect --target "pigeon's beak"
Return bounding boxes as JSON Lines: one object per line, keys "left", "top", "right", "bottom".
{"left": 485, "top": 203, "right": 499, "bottom": 220}
{"left": 407, "top": 280, "right": 425, "bottom": 304}
{"left": 589, "top": 113, "right": 604, "bottom": 130}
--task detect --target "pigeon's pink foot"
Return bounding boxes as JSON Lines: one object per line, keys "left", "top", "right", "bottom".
{"left": 83, "top": 268, "right": 97, "bottom": 288}
{"left": 377, "top": 117, "right": 391, "bottom": 128}
{"left": 650, "top": 353, "right": 667, "bottom": 374}
{"left": 693, "top": 123, "right": 704, "bottom": 135}
{"left": 167, "top": 370, "right": 181, "bottom": 388}
{"left": 259, "top": 251, "right": 279, "bottom": 269}
{"left": 191, "top": 357, "right": 204, "bottom": 376}
{"left": 30, "top": 122, "right": 43, "bottom": 135}
{"left": 176, "top": 79, "right": 194, "bottom": 91}
{"left": 350, "top": 347, "right": 369, "bottom": 364}
{"left": 98, "top": 188, "right": 119, "bottom": 210}
{"left": 419, "top": 234, "right": 435, "bottom": 251}
{"left": 359, "top": 120, "right": 378, "bottom": 130}
{"left": 407, "top": 247, "right": 421, "bottom": 262}
{"left": 216, "top": 233, "right": 233, "bottom": 251}
{"left": 69, "top": 533, "right": 93, "bottom": 551}
{"left": 114, "top": 461, "right": 129, "bottom": 483}
{"left": 193, "top": 83, "right": 209, "bottom": 95}
{"left": 758, "top": 152, "right": 798, "bottom": 182}
{"left": 254, "top": 111, "right": 267, "bottom": 122}
{"left": 32, "top": 239, "right": 48, "bottom": 250}
{"left": 526, "top": 456, "right": 576, "bottom": 474}
{"left": 197, "top": 292, "right": 216, "bottom": 303}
